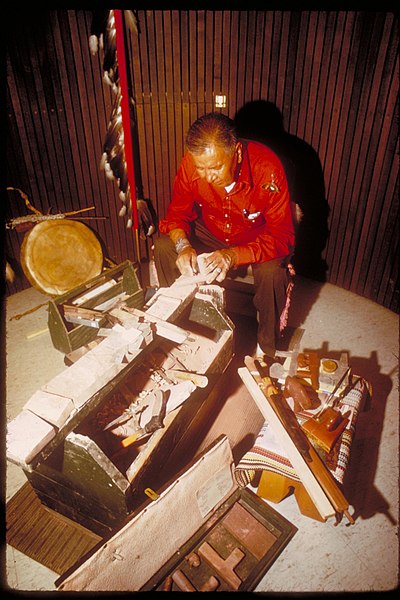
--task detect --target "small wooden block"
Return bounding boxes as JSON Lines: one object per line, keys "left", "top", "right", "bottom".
{"left": 257, "top": 470, "right": 325, "bottom": 523}
{"left": 222, "top": 502, "right": 277, "bottom": 560}
{"left": 198, "top": 542, "right": 244, "bottom": 590}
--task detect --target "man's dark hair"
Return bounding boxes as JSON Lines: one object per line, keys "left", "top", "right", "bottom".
{"left": 186, "top": 112, "right": 237, "bottom": 156}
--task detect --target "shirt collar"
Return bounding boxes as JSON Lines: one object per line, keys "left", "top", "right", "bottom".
{"left": 232, "top": 139, "right": 253, "bottom": 192}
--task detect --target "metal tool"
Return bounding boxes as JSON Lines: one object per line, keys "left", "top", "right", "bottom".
{"left": 121, "top": 388, "right": 170, "bottom": 448}
{"left": 103, "top": 410, "right": 134, "bottom": 432}
{"left": 314, "top": 366, "right": 351, "bottom": 418}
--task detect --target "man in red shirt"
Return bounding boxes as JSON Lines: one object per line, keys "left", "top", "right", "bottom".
{"left": 154, "top": 112, "right": 295, "bottom": 358}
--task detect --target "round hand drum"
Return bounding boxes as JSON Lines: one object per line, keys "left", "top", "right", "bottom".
{"left": 20, "top": 220, "right": 103, "bottom": 295}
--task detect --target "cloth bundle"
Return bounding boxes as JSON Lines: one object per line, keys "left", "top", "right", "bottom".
{"left": 234, "top": 377, "right": 369, "bottom": 488}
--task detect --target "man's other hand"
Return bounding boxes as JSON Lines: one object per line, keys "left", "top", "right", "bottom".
{"left": 176, "top": 245, "right": 199, "bottom": 277}
{"left": 198, "top": 248, "right": 236, "bottom": 283}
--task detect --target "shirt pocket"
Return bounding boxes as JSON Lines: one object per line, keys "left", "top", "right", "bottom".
{"left": 241, "top": 205, "right": 266, "bottom": 229}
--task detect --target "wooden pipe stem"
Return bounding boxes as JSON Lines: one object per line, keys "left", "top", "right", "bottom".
{"left": 171, "top": 569, "right": 196, "bottom": 592}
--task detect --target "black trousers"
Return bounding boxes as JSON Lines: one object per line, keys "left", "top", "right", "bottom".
{"left": 153, "top": 220, "right": 293, "bottom": 356}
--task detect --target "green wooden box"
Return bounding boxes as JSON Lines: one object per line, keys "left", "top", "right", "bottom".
{"left": 47, "top": 261, "right": 144, "bottom": 354}
{"left": 25, "top": 287, "right": 235, "bottom": 536}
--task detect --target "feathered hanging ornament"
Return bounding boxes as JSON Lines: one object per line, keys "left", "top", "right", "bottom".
{"left": 90, "top": 10, "right": 156, "bottom": 238}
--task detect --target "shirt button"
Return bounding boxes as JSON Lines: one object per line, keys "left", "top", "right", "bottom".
{"left": 226, "top": 223, "right": 230, "bottom": 228}
{"left": 224, "top": 213, "right": 228, "bottom": 218}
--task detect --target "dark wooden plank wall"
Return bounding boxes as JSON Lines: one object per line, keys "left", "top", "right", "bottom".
{"left": 5, "top": 10, "right": 138, "bottom": 297}
{"left": 5, "top": 10, "right": 399, "bottom": 313}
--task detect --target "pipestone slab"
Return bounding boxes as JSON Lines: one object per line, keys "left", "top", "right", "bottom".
{"left": 43, "top": 326, "right": 146, "bottom": 409}
{"left": 23, "top": 390, "right": 75, "bottom": 429}
{"left": 7, "top": 324, "right": 147, "bottom": 465}
{"left": 7, "top": 410, "right": 56, "bottom": 464}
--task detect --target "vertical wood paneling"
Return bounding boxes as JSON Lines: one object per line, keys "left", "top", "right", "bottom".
{"left": 251, "top": 11, "right": 264, "bottom": 100}
{"left": 146, "top": 9, "right": 163, "bottom": 216}
{"left": 205, "top": 11, "right": 215, "bottom": 113}
{"left": 188, "top": 12, "right": 198, "bottom": 125}
{"left": 236, "top": 12, "right": 248, "bottom": 112}
{"left": 213, "top": 11, "right": 223, "bottom": 97}
{"left": 260, "top": 12, "right": 273, "bottom": 102}
{"left": 311, "top": 11, "right": 336, "bottom": 153}
{"left": 228, "top": 12, "right": 239, "bottom": 118}
{"left": 196, "top": 11, "right": 206, "bottom": 117}
{"left": 244, "top": 12, "right": 257, "bottom": 102}
{"left": 305, "top": 11, "right": 327, "bottom": 145}
{"left": 282, "top": 12, "right": 299, "bottom": 123}
{"left": 297, "top": 11, "right": 318, "bottom": 141}
{"left": 268, "top": 12, "right": 282, "bottom": 108}
{"left": 180, "top": 11, "right": 191, "bottom": 141}
{"left": 358, "top": 65, "right": 399, "bottom": 299}
{"left": 328, "top": 14, "right": 376, "bottom": 284}
{"left": 6, "top": 10, "right": 398, "bottom": 312}
{"left": 275, "top": 11, "right": 290, "bottom": 113}
{"left": 288, "top": 11, "right": 308, "bottom": 134}
{"left": 324, "top": 13, "right": 358, "bottom": 270}
{"left": 342, "top": 13, "right": 393, "bottom": 289}
{"left": 163, "top": 12, "right": 178, "bottom": 191}
{"left": 171, "top": 11, "right": 185, "bottom": 166}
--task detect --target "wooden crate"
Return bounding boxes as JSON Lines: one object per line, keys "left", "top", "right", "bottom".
{"left": 56, "top": 436, "right": 297, "bottom": 592}
{"left": 47, "top": 261, "right": 144, "bottom": 354}
{"left": 23, "top": 287, "right": 234, "bottom": 536}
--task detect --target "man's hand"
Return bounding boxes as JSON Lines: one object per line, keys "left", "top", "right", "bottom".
{"left": 169, "top": 228, "right": 199, "bottom": 277}
{"left": 198, "top": 248, "right": 236, "bottom": 283}
{"left": 176, "top": 245, "right": 199, "bottom": 277}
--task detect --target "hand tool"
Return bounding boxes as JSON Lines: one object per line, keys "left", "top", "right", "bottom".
{"left": 121, "top": 388, "right": 169, "bottom": 448}
{"left": 122, "top": 306, "right": 188, "bottom": 343}
{"left": 167, "top": 369, "right": 208, "bottom": 388}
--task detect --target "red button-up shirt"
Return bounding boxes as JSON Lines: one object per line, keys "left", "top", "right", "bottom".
{"left": 159, "top": 140, "right": 295, "bottom": 266}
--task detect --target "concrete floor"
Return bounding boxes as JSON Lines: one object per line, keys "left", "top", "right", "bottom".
{"left": 3, "top": 275, "right": 399, "bottom": 593}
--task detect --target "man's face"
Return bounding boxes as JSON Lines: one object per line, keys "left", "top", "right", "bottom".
{"left": 191, "top": 142, "right": 242, "bottom": 188}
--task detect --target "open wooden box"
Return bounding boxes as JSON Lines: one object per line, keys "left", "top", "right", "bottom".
{"left": 8, "top": 283, "right": 235, "bottom": 536}
{"left": 47, "top": 260, "right": 144, "bottom": 354}
{"left": 56, "top": 435, "right": 297, "bottom": 592}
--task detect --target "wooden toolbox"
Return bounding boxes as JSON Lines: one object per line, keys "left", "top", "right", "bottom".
{"left": 8, "top": 282, "right": 235, "bottom": 537}
{"left": 47, "top": 260, "right": 144, "bottom": 354}
{"left": 56, "top": 436, "right": 297, "bottom": 592}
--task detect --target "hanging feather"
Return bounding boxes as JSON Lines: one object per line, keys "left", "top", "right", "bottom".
{"left": 90, "top": 9, "right": 155, "bottom": 237}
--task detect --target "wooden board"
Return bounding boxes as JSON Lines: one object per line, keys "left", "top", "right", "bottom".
{"left": 6, "top": 482, "right": 101, "bottom": 575}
